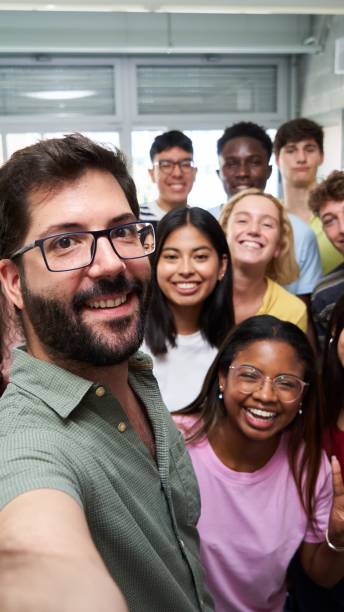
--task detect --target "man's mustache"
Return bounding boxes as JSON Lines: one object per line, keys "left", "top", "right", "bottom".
{"left": 72, "top": 275, "right": 145, "bottom": 312}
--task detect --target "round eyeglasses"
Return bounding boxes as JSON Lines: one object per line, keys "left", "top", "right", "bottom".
{"left": 228, "top": 364, "right": 308, "bottom": 403}
{"left": 10, "top": 221, "right": 155, "bottom": 272}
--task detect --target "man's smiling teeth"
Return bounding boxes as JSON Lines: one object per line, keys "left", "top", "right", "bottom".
{"left": 246, "top": 407, "right": 276, "bottom": 420}
{"left": 88, "top": 295, "right": 127, "bottom": 309}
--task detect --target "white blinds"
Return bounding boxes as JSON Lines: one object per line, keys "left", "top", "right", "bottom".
{"left": 137, "top": 64, "right": 277, "bottom": 115}
{"left": 0, "top": 65, "right": 115, "bottom": 115}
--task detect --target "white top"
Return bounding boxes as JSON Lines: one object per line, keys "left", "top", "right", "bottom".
{"left": 142, "top": 331, "right": 218, "bottom": 412}
{"left": 139, "top": 200, "right": 165, "bottom": 222}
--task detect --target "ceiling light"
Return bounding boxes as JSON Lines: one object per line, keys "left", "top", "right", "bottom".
{"left": 23, "top": 90, "right": 96, "bottom": 100}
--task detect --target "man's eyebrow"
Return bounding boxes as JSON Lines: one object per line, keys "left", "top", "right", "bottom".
{"left": 37, "top": 213, "right": 137, "bottom": 239}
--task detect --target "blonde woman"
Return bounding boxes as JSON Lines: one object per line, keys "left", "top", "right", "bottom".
{"left": 219, "top": 187, "right": 308, "bottom": 332}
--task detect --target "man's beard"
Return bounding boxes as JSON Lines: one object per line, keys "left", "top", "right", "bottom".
{"left": 20, "top": 273, "right": 148, "bottom": 367}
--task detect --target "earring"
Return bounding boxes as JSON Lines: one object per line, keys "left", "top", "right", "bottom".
{"left": 329, "top": 337, "right": 334, "bottom": 345}
{"left": 299, "top": 403, "right": 303, "bottom": 415}
{"left": 218, "top": 385, "right": 224, "bottom": 400}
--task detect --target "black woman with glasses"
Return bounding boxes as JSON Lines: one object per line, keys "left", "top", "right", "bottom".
{"left": 174, "top": 315, "right": 344, "bottom": 612}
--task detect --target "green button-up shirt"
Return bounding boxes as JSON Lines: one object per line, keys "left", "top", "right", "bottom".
{"left": 0, "top": 348, "right": 213, "bottom": 612}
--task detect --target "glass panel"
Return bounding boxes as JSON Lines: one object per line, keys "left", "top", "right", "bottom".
{"left": 0, "top": 66, "right": 115, "bottom": 116}
{"left": 185, "top": 129, "right": 224, "bottom": 209}
{"left": 137, "top": 65, "right": 277, "bottom": 115}
{"left": 6, "top": 132, "right": 41, "bottom": 158}
{"left": 132, "top": 128, "right": 279, "bottom": 212}
{"left": 44, "top": 131, "right": 120, "bottom": 149}
{"left": 131, "top": 129, "right": 166, "bottom": 205}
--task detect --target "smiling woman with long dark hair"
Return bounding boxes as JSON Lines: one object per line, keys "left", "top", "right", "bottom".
{"left": 173, "top": 315, "right": 344, "bottom": 612}
{"left": 143, "top": 206, "right": 234, "bottom": 412}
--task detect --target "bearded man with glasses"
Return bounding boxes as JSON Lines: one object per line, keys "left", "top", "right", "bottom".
{"left": 139, "top": 130, "right": 197, "bottom": 225}
{"left": 0, "top": 134, "right": 213, "bottom": 612}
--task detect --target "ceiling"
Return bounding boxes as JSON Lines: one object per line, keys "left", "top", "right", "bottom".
{"left": 0, "top": 0, "right": 343, "bottom": 14}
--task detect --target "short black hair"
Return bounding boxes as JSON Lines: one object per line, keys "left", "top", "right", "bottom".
{"left": 217, "top": 122, "right": 272, "bottom": 160}
{"left": 274, "top": 118, "right": 324, "bottom": 156}
{"left": 149, "top": 130, "right": 193, "bottom": 162}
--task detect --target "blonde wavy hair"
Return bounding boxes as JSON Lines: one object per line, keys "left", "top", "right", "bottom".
{"left": 219, "top": 188, "right": 299, "bottom": 286}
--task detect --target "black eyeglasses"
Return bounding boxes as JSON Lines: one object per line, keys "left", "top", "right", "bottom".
{"left": 228, "top": 364, "right": 308, "bottom": 403}
{"left": 153, "top": 159, "right": 195, "bottom": 174}
{"left": 11, "top": 221, "right": 155, "bottom": 272}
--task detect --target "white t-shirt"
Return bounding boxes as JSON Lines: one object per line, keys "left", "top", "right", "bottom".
{"left": 142, "top": 331, "right": 217, "bottom": 412}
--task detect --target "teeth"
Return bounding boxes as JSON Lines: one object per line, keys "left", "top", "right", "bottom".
{"left": 247, "top": 408, "right": 276, "bottom": 420}
{"left": 177, "top": 283, "right": 197, "bottom": 289}
{"left": 241, "top": 241, "right": 261, "bottom": 249}
{"left": 88, "top": 295, "right": 127, "bottom": 309}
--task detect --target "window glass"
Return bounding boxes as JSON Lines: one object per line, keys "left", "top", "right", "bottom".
{"left": 131, "top": 129, "right": 165, "bottom": 205}
{"left": 132, "top": 128, "right": 278, "bottom": 211}
{"left": 6, "top": 132, "right": 41, "bottom": 158}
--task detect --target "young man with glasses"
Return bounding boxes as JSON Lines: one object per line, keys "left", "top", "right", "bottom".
{"left": 0, "top": 134, "right": 213, "bottom": 612}
{"left": 139, "top": 130, "right": 197, "bottom": 225}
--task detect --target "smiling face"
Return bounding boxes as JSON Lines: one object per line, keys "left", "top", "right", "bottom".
{"left": 156, "top": 224, "right": 226, "bottom": 314}
{"left": 319, "top": 199, "right": 344, "bottom": 256}
{"left": 149, "top": 146, "right": 197, "bottom": 212}
{"left": 3, "top": 169, "right": 151, "bottom": 366}
{"left": 225, "top": 194, "right": 281, "bottom": 271}
{"left": 218, "top": 137, "right": 271, "bottom": 198}
{"left": 276, "top": 138, "right": 323, "bottom": 189}
{"left": 219, "top": 339, "right": 305, "bottom": 441}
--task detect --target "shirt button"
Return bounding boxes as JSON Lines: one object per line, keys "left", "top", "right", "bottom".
{"left": 117, "top": 421, "right": 127, "bottom": 433}
{"left": 95, "top": 386, "right": 106, "bottom": 398}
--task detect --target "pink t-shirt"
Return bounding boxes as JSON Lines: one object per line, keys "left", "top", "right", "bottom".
{"left": 174, "top": 415, "right": 332, "bottom": 612}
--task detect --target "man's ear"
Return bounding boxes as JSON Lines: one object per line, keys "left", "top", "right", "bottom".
{"left": 0, "top": 259, "right": 24, "bottom": 310}
{"left": 267, "top": 164, "right": 273, "bottom": 180}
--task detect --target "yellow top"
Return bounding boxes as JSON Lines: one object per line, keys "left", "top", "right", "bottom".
{"left": 310, "top": 215, "right": 343, "bottom": 275}
{"left": 257, "top": 277, "right": 307, "bottom": 332}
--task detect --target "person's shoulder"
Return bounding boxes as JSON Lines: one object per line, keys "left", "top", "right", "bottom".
{"left": 312, "top": 262, "right": 344, "bottom": 295}
{"left": 207, "top": 204, "right": 223, "bottom": 220}
{"left": 172, "top": 413, "right": 203, "bottom": 440}
{"left": 287, "top": 212, "right": 316, "bottom": 240}
{"left": 139, "top": 201, "right": 163, "bottom": 222}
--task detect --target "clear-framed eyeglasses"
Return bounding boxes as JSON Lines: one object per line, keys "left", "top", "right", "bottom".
{"left": 153, "top": 159, "right": 195, "bottom": 175}
{"left": 228, "top": 364, "right": 308, "bottom": 403}
{"left": 10, "top": 221, "right": 155, "bottom": 272}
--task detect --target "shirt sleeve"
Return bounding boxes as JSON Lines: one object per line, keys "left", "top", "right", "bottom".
{"left": 304, "top": 452, "right": 333, "bottom": 543}
{"left": 0, "top": 430, "right": 85, "bottom": 510}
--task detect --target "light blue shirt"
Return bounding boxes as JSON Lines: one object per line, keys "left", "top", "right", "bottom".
{"left": 209, "top": 205, "right": 322, "bottom": 297}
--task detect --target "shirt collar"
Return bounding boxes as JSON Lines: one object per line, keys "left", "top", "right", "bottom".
{"left": 10, "top": 347, "right": 155, "bottom": 420}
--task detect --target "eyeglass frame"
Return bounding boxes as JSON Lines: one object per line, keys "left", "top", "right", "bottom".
{"left": 153, "top": 158, "right": 195, "bottom": 174}
{"left": 228, "top": 364, "right": 309, "bottom": 403}
{"left": 10, "top": 221, "right": 156, "bottom": 273}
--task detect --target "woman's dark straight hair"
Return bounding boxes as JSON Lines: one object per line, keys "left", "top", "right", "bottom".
{"left": 322, "top": 293, "right": 344, "bottom": 429}
{"left": 176, "top": 315, "right": 324, "bottom": 524}
{"left": 144, "top": 206, "right": 234, "bottom": 355}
